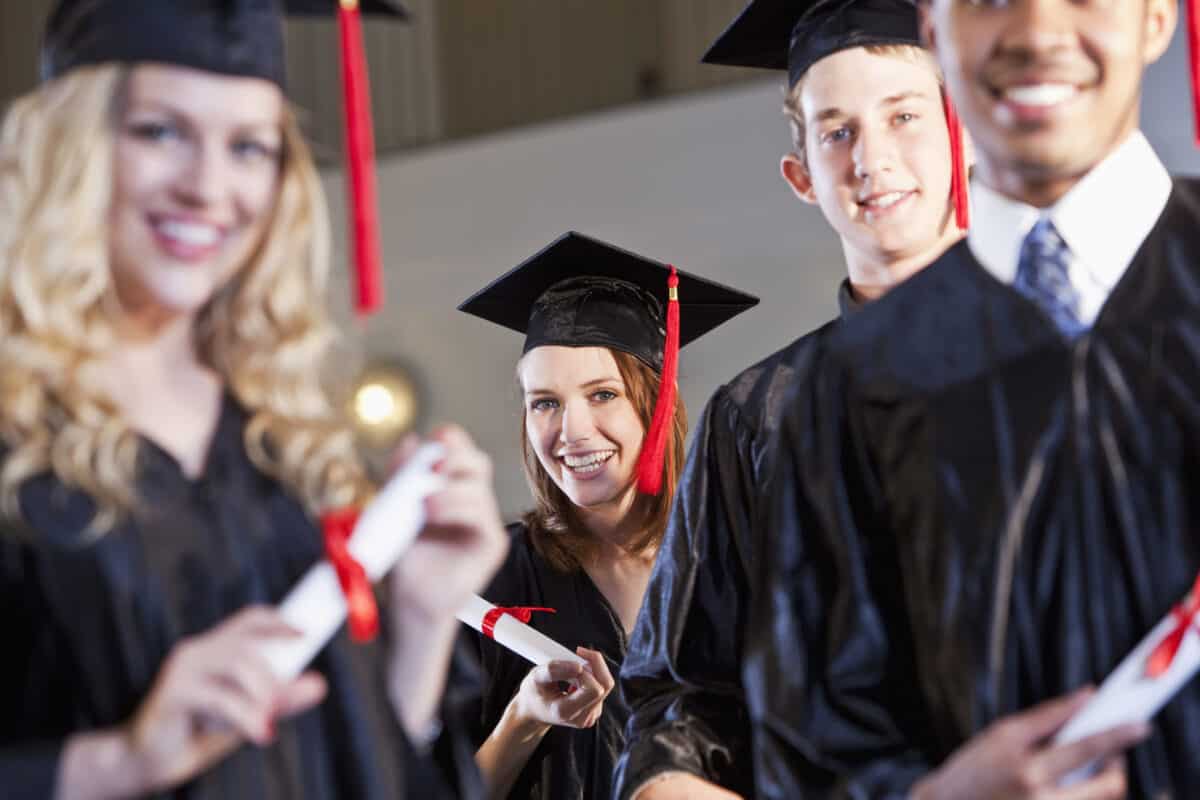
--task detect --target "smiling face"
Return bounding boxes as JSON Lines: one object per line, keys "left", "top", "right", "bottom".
{"left": 109, "top": 63, "right": 284, "bottom": 323}
{"left": 921, "top": 0, "right": 1175, "bottom": 205}
{"left": 783, "top": 46, "right": 962, "bottom": 278}
{"left": 519, "top": 345, "right": 647, "bottom": 513}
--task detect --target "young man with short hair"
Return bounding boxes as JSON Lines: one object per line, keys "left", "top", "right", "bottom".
{"left": 752, "top": 0, "right": 1193, "bottom": 796}
{"left": 614, "top": 2, "right": 967, "bottom": 797}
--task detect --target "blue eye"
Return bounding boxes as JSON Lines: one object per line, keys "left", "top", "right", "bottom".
{"left": 823, "top": 127, "right": 851, "bottom": 145}
{"left": 129, "top": 120, "right": 181, "bottom": 142}
{"left": 530, "top": 397, "right": 558, "bottom": 412}
{"left": 232, "top": 139, "right": 281, "bottom": 162}
{"left": 591, "top": 390, "right": 618, "bottom": 403}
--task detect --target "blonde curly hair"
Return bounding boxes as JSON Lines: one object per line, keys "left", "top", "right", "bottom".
{"left": 0, "top": 63, "right": 371, "bottom": 532}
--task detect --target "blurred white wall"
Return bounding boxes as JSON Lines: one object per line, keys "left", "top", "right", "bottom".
{"left": 325, "top": 22, "right": 1200, "bottom": 519}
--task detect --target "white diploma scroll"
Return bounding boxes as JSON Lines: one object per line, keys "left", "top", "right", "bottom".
{"left": 457, "top": 594, "right": 586, "bottom": 667}
{"left": 260, "top": 443, "right": 447, "bottom": 680}
{"left": 1054, "top": 594, "right": 1200, "bottom": 783}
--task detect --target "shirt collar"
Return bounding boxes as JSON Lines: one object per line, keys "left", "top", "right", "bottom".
{"left": 967, "top": 130, "right": 1172, "bottom": 290}
{"left": 838, "top": 278, "right": 864, "bottom": 320}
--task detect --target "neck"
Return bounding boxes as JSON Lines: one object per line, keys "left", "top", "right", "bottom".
{"left": 574, "top": 488, "right": 654, "bottom": 564}
{"left": 975, "top": 160, "right": 1082, "bottom": 209}
{"left": 845, "top": 221, "right": 963, "bottom": 302}
{"left": 109, "top": 312, "right": 202, "bottom": 378}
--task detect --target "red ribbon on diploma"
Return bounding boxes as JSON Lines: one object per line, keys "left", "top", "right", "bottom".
{"left": 1146, "top": 571, "right": 1200, "bottom": 678}
{"left": 482, "top": 606, "right": 556, "bottom": 640}
{"left": 321, "top": 508, "right": 379, "bottom": 642}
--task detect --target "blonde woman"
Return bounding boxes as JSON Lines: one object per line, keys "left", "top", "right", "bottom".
{"left": 0, "top": 2, "right": 506, "bottom": 798}
{"left": 457, "top": 233, "right": 756, "bottom": 800}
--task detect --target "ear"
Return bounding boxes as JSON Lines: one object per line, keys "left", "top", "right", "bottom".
{"left": 1142, "top": 0, "right": 1178, "bottom": 65}
{"left": 781, "top": 153, "right": 818, "bottom": 204}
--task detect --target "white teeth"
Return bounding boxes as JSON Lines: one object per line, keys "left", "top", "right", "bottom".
{"left": 562, "top": 450, "right": 615, "bottom": 472}
{"left": 157, "top": 220, "right": 221, "bottom": 247}
{"left": 1004, "top": 84, "right": 1077, "bottom": 107}
{"left": 866, "top": 191, "right": 906, "bottom": 209}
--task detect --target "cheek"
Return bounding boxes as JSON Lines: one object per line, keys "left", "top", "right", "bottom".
{"left": 526, "top": 414, "right": 559, "bottom": 464}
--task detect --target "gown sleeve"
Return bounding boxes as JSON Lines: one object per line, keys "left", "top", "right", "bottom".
{"left": 743, "top": 354, "right": 935, "bottom": 800}
{"left": 615, "top": 387, "right": 758, "bottom": 799}
{"left": 0, "top": 531, "right": 69, "bottom": 800}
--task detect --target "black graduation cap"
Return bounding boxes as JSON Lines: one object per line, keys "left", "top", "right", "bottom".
{"left": 459, "top": 231, "right": 758, "bottom": 495}
{"left": 458, "top": 232, "right": 757, "bottom": 371}
{"left": 703, "top": 0, "right": 917, "bottom": 89}
{"left": 41, "top": 0, "right": 407, "bottom": 316}
{"left": 703, "top": 0, "right": 969, "bottom": 230}
{"left": 41, "top": 0, "right": 406, "bottom": 88}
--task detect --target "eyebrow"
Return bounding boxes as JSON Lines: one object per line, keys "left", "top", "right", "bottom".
{"left": 523, "top": 376, "right": 623, "bottom": 396}
{"left": 811, "top": 90, "right": 934, "bottom": 124}
{"left": 126, "top": 99, "right": 280, "bottom": 135}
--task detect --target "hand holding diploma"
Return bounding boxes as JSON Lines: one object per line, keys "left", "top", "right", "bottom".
{"left": 911, "top": 689, "right": 1147, "bottom": 800}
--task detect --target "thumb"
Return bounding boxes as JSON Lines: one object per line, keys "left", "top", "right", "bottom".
{"left": 274, "top": 672, "right": 329, "bottom": 719}
{"left": 1011, "top": 687, "right": 1095, "bottom": 743}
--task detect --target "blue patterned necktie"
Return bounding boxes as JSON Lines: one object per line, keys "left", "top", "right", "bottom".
{"left": 1014, "top": 217, "right": 1085, "bottom": 337}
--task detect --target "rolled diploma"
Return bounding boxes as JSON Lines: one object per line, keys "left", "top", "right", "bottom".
{"left": 1054, "top": 601, "right": 1200, "bottom": 783}
{"left": 260, "top": 443, "right": 447, "bottom": 680}
{"left": 457, "top": 594, "right": 586, "bottom": 667}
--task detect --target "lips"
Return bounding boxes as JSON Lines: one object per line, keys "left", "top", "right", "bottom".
{"left": 558, "top": 449, "right": 616, "bottom": 476}
{"left": 857, "top": 189, "right": 916, "bottom": 221}
{"left": 148, "top": 213, "right": 229, "bottom": 262}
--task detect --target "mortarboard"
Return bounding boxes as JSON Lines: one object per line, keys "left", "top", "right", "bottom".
{"left": 704, "top": 0, "right": 969, "bottom": 230}
{"left": 41, "top": 0, "right": 407, "bottom": 316}
{"left": 459, "top": 231, "right": 759, "bottom": 495}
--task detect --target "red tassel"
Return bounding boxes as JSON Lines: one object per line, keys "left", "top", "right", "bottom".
{"left": 942, "top": 91, "right": 970, "bottom": 231}
{"left": 321, "top": 508, "right": 380, "bottom": 642}
{"left": 338, "top": 1, "right": 384, "bottom": 316}
{"left": 1190, "top": 0, "right": 1200, "bottom": 148}
{"left": 636, "top": 267, "right": 680, "bottom": 496}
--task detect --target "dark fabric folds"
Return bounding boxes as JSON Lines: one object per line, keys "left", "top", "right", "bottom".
{"left": 616, "top": 283, "right": 864, "bottom": 800}
{"left": 748, "top": 178, "right": 1200, "bottom": 798}
{"left": 0, "top": 395, "right": 481, "bottom": 799}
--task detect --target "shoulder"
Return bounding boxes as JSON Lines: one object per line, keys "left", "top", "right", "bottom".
{"left": 827, "top": 241, "right": 1059, "bottom": 394}
{"left": 707, "top": 319, "right": 842, "bottom": 439}
{"left": 484, "top": 521, "right": 548, "bottom": 601}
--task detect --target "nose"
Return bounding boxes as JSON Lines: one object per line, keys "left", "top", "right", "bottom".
{"left": 998, "top": 0, "right": 1076, "bottom": 58}
{"left": 853, "top": 123, "right": 897, "bottom": 182}
{"left": 559, "top": 399, "right": 596, "bottom": 446}
{"left": 172, "top": 138, "right": 231, "bottom": 209}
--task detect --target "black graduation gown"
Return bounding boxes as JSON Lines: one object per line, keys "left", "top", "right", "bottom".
{"left": 468, "top": 523, "right": 629, "bottom": 800}
{"left": 615, "top": 284, "right": 861, "bottom": 800}
{"left": 0, "top": 395, "right": 481, "bottom": 800}
{"left": 750, "top": 178, "right": 1200, "bottom": 798}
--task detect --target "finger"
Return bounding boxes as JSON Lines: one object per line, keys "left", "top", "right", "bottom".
{"left": 1001, "top": 687, "right": 1096, "bottom": 744}
{"left": 221, "top": 606, "right": 302, "bottom": 639}
{"left": 388, "top": 433, "right": 422, "bottom": 473}
{"left": 429, "top": 424, "right": 475, "bottom": 452}
{"left": 532, "top": 661, "right": 584, "bottom": 687}
{"left": 554, "top": 670, "right": 605, "bottom": 719}
{"left": 423, "top": 488, "right": 500, "bottom": 532}
{"left": 1047, "top": 759, "right": 1127, "bottom": 800}
{"left": 432, "top": 448, "right": 493, "bottom": 485}
{"left": 1038, "top": 722, "right": 1150, "bottom": 782}
{"left": 181, "top": 678, "right": 275, "bottom": 745}
{"left": 273, "top": 672, "right": 329, "bottom": 718}
{"left": 576, "top": 649, "right": 614, "bottom": 692}
{"left": 205, "top": 651, "right": 282, "bottom": 712}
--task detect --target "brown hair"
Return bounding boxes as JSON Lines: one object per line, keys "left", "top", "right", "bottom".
{"left": 519, "top": 348, "right": 688, "bottom": 573}
{"left": 783, "top": 43, "right": 943, "bottom": 169}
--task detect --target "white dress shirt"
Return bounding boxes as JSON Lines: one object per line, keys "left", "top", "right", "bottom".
{"left": 967, "top": 131, "right": 1173, "bottom": 326}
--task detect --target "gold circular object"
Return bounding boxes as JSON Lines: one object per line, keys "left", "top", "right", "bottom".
{"left": 349, "top": 366, "right": 418, "bottom": 443}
